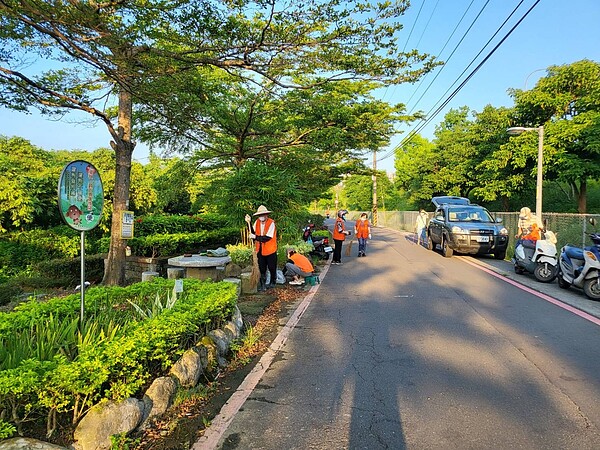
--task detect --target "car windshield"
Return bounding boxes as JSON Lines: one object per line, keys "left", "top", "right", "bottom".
{"left": 447, "top": 206, "right": 493, "bottom": 223}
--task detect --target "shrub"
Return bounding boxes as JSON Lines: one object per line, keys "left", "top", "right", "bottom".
{"left": 133, "top": 213, "right": 228, "bottom": 236}
{"left": 226, "top": 244, "right": 253, "bottom": 267}
{"left": 115, "top": 227, "right": 241, "bottom": 258}
{"left": 0, "top": 278, "right": 237, "bottom": 432}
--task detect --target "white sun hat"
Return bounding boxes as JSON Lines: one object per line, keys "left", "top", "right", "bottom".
{"left": 253, "top": 205, "right": 272, "bottom": 216}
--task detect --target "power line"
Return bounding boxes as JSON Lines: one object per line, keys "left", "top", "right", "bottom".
{"left": 406, "top": 0, "right": 491, "bottom": 114}
{"left": 377, "top": 0, "right": 542, "bottom": 164}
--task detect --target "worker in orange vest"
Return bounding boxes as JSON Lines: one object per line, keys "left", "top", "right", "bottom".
{"left": 332, "top": 209, "right": 351, "bottom": 264}
{"left": 354, "top": 212, "right": 372, "bottom": 257}
{"left": 245, "top": 205, "right": 277, "bottom": 291}
{"left": 285, "top": 248, "right": 314, "bottom": 285}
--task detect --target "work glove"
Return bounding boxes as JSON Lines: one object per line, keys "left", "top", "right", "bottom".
{"left": 368, "top": 234, "right": 372, "bottom": 239}
{"left": 249, "top": 233, "right": 256, "bottom": 239}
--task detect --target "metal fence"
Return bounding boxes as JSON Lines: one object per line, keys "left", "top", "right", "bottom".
{"left": 341, "top": 210, "right": 600, "bottom": 257}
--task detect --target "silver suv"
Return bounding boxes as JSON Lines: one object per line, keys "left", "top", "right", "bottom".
{"left": 427, "top": 196, "right": 509, "bottom": 259}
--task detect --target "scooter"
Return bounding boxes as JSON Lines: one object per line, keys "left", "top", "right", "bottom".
{"left": 512, "top": 230, "right": 558, "bottom": 282}
{"left": 302, "top": 223, "right": 333, "bottom": 260}
{"left": 557, "top": 230, "right": 600, "bottom": 300}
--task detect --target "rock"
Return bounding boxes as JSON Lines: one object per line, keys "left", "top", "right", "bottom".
{"left": 208, "top": 329, "right": 229, "bottom": 356}
{"left": 232, "top": 306, "right": 244, "bottom": 331}
{"left": 140, "top": 377, "right": 177, "bottom": 428}
{"left": 72, "top": 398, "right": 144, "bottom": 450}
{"left": 166, "top": 268, "right": 185, "bottom": 279}
{"left": 240, "top": 272, "right": 257, "bottom": 294}
{"left": 0, "top": 438, "right": 66, "bottom": 449}
{"left": 224, "top": 321, "right": 239, "bottom": 341}
{"left": 224, "top": 263, "right": 242, "bottom": 278}
{"left": 141, "top": 271, "right": 159, "bottom": 282}
{"left": 169, "top": 348, "right": 203, "bottom": 388}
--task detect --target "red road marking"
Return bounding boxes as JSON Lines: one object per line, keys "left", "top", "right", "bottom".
{"left": 461, "top": 257, "right": 600, "bottom": 327}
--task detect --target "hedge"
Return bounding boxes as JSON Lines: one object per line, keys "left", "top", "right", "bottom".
{"left": 0, "top": 278, "right": 237, "bottom": 434}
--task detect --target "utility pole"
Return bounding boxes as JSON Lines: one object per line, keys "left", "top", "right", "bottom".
{"left": 372, "top": 150, "right": 378, "bottom": 226}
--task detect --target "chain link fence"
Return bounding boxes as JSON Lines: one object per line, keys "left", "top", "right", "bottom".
{"left": 336, "top": 210, "right": 600, "bottom": 258}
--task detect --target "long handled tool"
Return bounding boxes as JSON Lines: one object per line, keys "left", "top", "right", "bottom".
{"left": 245, "top": 214, "right": 261, "bottom": 290}
{"left": 344, "top": 236, "right": 354, "bottom": 256}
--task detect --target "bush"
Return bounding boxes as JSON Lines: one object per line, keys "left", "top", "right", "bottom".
{"left": 133, "top": 213, "right": 228, "bottom": 236}
{"left": 108, "top": 227, "right": 242, "bottom": 258}
{"left": 0, "top": 278, "right": 238, "bottom": 432}
{"left": 32, "top": 254, "right": 106, "bottom": 287}
{"left": 226, "top": 244, "right": 253, "bottom": 267}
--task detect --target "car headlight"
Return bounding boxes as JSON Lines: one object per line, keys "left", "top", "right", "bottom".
{"left": 451, "top": 226, "right": 469, "bottom": 234}
{"left": 499, "top": 227, "right": 508, "bottom": 235}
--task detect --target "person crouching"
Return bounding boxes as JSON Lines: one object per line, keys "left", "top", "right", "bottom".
{"left": 285, "top": 248, "right": 314, "bottom": 285}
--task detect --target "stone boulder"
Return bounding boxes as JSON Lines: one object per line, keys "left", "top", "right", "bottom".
{"left": 72, "top": 398, "right": 144, "bottom": 450}
{"left": 0, "top": 438, "right": 66, "bottom": 449}
{"left": 170, "top": 348, "right": 203, "bottom": 388}
{"left": 141, "top": 376, "right": 177, "bottom": 429}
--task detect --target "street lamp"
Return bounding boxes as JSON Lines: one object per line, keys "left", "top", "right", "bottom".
{"left": 507, "top": 125, "right": 544, "bottom": 222}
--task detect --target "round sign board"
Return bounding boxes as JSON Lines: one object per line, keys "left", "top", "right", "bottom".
{"left": 57, "top": 160, "right": 104, "bottom": 231}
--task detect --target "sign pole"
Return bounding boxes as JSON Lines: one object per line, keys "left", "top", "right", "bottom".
{"left": 80, "top": 231, "right": 86, "bottom": 326}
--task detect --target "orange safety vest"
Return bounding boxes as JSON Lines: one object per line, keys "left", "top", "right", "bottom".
{"left": 355, "top": 219, "right": 370, "bottom": 238}
{"left": 333, "top": 217, "right": 346, "bottom": 241}
{"left": 254, "top": 218, "right": 277, "bottom": 256}
{"left": 290, "top": 253, "right": 314, "bottom": 273}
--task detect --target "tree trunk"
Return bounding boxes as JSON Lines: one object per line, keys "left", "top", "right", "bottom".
{"left": 578, "top": 179, "right": 587, "bottom": 213}
{"left": 103, "top": 88, "right": 134, "bottom": 286}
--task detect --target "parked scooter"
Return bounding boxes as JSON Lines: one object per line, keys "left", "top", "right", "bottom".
{"left": 557, "top": 220, "right": 600, "bottom": 300}
{"left": 302, "top": 223, "right": 333, "bottom": 260}
{"left": 512, "top": 230, "right": 558, "bottom": 282}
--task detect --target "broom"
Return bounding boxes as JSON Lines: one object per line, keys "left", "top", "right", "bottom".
{"left": 345, "top": 234, "right": 354, "bottom": 256}
{"left": 245, "top": 215, "right": 261, "bottom": 290}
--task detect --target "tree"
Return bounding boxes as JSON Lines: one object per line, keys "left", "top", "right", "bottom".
{"left": 394, "top": 133, "right": 436, "bottom": 205}
{"left": 0, "top": 0, "right": 436, "bottom": 284}
{"left": 510, "top": 60, "right": 600, "bottom": 212}
{"left": 0, "top": 136, "right": 60, "bottom": 231}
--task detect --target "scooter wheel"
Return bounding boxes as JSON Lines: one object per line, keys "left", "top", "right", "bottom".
{"left": 514, "top": 264, "right": 525, "bottom": 275}
{"left": 583, "top": 278, "right": 600, "bottom": 300}
{"left": 534, "top": 264, "right": 557, "bottom": 283}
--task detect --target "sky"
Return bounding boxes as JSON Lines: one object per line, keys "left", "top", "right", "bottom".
{"left": 1, "top": 0, "right": 599, "bottom": 173}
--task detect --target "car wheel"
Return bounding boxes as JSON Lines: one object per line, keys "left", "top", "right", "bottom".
{"left": 494, "top": 250, "right": 506, "bottom": 260}
{"left": 427, "top": 232, "right": 434, "bottom": 251}
{"left": 534, "top": 263, "right": 557, "bottom": 283}
{"left": 557, "top": 273, "right": 571, "bottom": 289}
{"left": 441, "top": 236, "right": 453, "bottom": 258}
{"left": 583, "top": 277, "right": 600, "bottom": 300}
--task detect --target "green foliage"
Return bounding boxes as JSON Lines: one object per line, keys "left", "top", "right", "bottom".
{"left": 110, "top": 433, "right": 140, "bottom": 450}
{"left": 226, "top": 244, "right": 253, "bottom": 268}
{"left": 134, "top": 213, "right": 226, "bottom": 236}
{"left": 0, "top": 419, "right": 16, "bottom": 439}
{"left": 206, "top": 161, "right": 310, "bottom": 242}
{"left": 0, "top": 278, "right": 237, "bottom": 429}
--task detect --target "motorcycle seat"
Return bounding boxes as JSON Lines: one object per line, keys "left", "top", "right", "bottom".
{"left": 522, "top": 239, "right": 537, "bottom": 249}
{"left": 565, "top": 246, "right": 584, "bottom": 260}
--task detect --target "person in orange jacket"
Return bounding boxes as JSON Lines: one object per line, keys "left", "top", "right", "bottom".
{"left": 354, "top": 212, "right": 372, "bottom": 257}
{"left": 245, "top": 205, "right": 277, "bottom": 291}
{"left": 285, "top": 248, "right": 314, "bottom": 285}
{"left": 332, "top": 209, "right": 351, "bottom": 264}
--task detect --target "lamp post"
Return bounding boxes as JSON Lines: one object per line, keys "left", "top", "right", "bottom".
{"left": 507, "top": 125, "right": 544, "bottom": 222}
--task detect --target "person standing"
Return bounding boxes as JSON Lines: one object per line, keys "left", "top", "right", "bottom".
{"left": 354, "top": 212, "right": 372, "bottom": 257}
{"left": 415, "top": 209, "right": 429, "bottom": 246}
{"left": 245, "top": 205, "right": 277, "bottom": 291}
{"left": 285, "top": 248, "right": 314, "bottom": 285}
{"left": 332, "top": 209, "right": 350, "bottom": 265}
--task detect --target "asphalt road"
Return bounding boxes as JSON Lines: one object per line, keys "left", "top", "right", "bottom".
{"left": 198, "top": 226, "right": 600, "bottom": 450}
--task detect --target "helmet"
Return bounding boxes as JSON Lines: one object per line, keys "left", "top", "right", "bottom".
{"left": 337, "top": 209, "right": 348, "bottom": 218}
